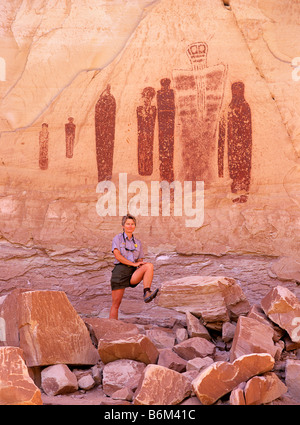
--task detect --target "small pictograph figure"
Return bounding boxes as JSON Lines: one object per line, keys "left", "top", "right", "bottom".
{"left": 65, "top": 117, "right": 76, "bottom": 158}
{"left": 39, "top": 122, "right": 49, "bottom": 170}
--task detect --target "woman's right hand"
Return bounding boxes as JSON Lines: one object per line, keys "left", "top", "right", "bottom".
{"left": 134, "top": 261, "right": 145, "bottom": 268}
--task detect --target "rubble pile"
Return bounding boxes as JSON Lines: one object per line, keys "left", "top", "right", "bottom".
{"left": 0, "top": 277, "right": 300, "bottom": 405}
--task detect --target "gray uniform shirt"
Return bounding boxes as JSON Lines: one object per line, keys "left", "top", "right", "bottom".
{"left": 112, "top": 232, "right": 144, "bottom": 265}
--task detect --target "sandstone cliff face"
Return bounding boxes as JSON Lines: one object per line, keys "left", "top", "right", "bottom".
{"left": 0, "top": 0, "right": 299, "bottom": 314}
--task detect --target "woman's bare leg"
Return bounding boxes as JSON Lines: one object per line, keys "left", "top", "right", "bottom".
{"left": 109, "top": 288, "right": 125, "bottom": 320}
{"left": 130, "top": 262, "right": 158, "bottom": 303}
{"left": 130, "top": 262, "right": 154, "bottom": 289}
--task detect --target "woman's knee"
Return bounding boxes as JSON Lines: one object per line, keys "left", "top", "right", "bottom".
{"left": 144, "top": 262, "right": 154, "bottom": 271}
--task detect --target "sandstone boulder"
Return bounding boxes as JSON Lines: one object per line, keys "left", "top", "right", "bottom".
{"left": 157, "top": 348, "right": 187, "bottom": 372}
{"left": 229, "top": 384, "right": 246, "bottom": 405}
{"left": 222, "top": 321, "right": 236, "bottom": 343}
{"left": 98, "top": 334, "right": 159, "bottom": 364}
{"left": 261, "top": 286, "right": 300, "bottom": 343}
{"left": 77, "top": 374, "right": 95, "bottom": 391}
{"left": 186, "top": 312, "right": 211, "bottom": 340}
{"left": 175, "top": 328, "right": 188, "bottom": 344}
{"left": 91, "top": 365, "right": 102, "bottom": 385}
{"left": 84, "top": 318, "right": 139, "bottom": 345}
{"left": 0, "top": 289, "right": 23, "bottom": 347}
{"left": 133, "top": 364, "right": 192, "bottom": 405}
{"left": 285, "top": 359, "right": 300, "bottom": 402}
{"left": 111, "top": 387, "right": 134, "bottom": 402}
{"left": 233, "top": 353, "right": 275, "bottom": 383}
{"left": 247, "top": 304, "right": 285, "bottom": 342}
{"left": 41, "top": 364, "right": 78, "bottom": 396}
{"left": 145, "top": 328, "right": 175, "bottom": 349}
{"left": 158, "top": 276, "right": 250, "bottom": 329}
{"left": 19, "top": 291, "right": 100, "bottom": 366}
{"left": 192, "top": 353, "right": 275, "bottom": 405}
{"left": 102, "top": 359, "right": 146, "bottom": 396}
{"left": 244, "top": 372, "right": 287, "bottom": 405}
{"left": 0, "top": 347, "right": 42, "bottom": 405}
{"left": 173, "top": 337, "right": 215, "bottom": 361}
{"left": 230, "top": 316, "right": 277, "bottom": 362}
{"left": 186, "top": 356, "right": 214, "bottom": 373}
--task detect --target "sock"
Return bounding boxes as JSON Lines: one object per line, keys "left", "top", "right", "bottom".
{"left": 144, "top": 288, "right": 151, "bottom": 295}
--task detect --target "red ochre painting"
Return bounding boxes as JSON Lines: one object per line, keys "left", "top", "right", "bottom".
{"left": 39, "top": 122, "right": 49, "bottom": 170}
{"left": 173, "top": 42, "right": 227, "bottom": 183}
{"left": 95, "top": 84, "right": 116, "bottom": 181}
{"left": 137, "top": 87, "right": 157, "bottom": 176}
{"left": 157, "top": 78, "right": 175, "bottom": 183}
{"left": 91, "top": 43, "right": 252, "bottom": 203}
{"left": 136, "top": 80, "right": 176, "bottom": 182}
{"left": 218, "top": 81, "right": 252, "bottom": 203}
{"left": 65, "top": 117, "right": 76, "bottom": 159}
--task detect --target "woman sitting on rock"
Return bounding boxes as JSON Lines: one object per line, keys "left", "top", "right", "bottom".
{"left": 109, "top": 214, "right": 159, "bottom": 319}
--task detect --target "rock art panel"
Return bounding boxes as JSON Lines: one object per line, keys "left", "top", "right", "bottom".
{"left": 137, "top": 87, "right": 157, "bottom": 176}
{"left": 65, "top": 117, "right": 76, "bottom": 158}
{"left": 95, "top": 84, "right": 116, "bottom": 181}
{"left": 173, "top": 42, "right": 227, "bottom": 183}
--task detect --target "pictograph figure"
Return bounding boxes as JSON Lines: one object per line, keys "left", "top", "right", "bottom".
{"left": 39, "top": 122, "right": 49, "bottom": 170}
{"left": 157, "top": 78, "right": 175, "bottom": 182}
{"left": 173, "top": 42, "right": 227, "bottom": 183}
{"left": 137, "top": 87, "right": 156, "bottom": 176}
{"left": 65, "top": 117, "right": 76, "bottom": 158}
{"left": 227, "top": 81, "right": 252, "bottom": 202}
{"left": 218, "top": 81, "right": 252, "bottom": 203}
{"left": 95, "top": 84, "right": 116, "bottom": 181}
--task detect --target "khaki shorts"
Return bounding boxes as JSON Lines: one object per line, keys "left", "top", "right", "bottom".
{"left": 110, "top": 264, "right": 137, "bottom": 291}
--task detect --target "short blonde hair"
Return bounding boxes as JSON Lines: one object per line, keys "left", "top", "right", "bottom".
{"left": 122, "top": 214, "right": 136, "bottom": 226}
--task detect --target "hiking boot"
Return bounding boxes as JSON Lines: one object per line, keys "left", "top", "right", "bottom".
{"left": 143, "top": 288, "right": 159, "bottom": 303}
